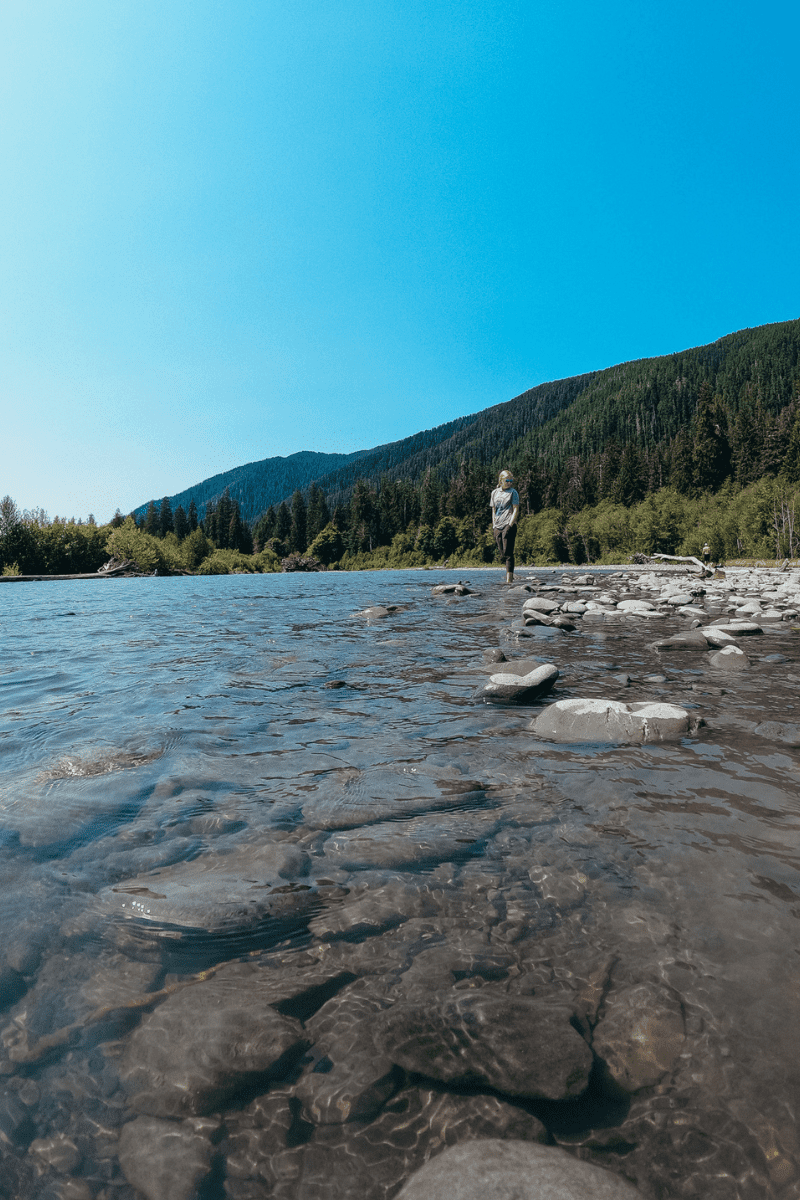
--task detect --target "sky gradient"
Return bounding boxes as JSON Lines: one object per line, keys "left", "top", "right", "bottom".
{"left": 2, "top": 0, "right": 798, "bottom": 521}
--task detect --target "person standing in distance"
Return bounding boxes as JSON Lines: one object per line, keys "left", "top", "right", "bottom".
{"left": 490, "top": 470, "right": 520, "bottom": 584}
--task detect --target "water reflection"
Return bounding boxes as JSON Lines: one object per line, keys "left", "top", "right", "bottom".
{"left": 0, "top": 569, "right": 798, "bottom": 1197}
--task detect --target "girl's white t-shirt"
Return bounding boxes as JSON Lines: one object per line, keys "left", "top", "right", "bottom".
{"left": 490, "top": 487, "right": 519, "bottom": 530}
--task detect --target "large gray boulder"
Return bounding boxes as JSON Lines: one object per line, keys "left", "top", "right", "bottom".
{"left": 708, "top": 645, "right": 750, "bottom": 670}
{"left": 373, "top": 993, "right": 592, "bottom": 1099}
{"left": 395, "top": 1139, "right": 642, "bottom": 1199}
{"left": 531, "top": 699, "right": 690, "bottom": 744}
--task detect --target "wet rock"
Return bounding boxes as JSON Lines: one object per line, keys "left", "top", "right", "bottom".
{"left": 707, "top": 620, "right": 763, "bottom": 636}
{"left": 321, "top": 811, "right": 498, "bottom": 870}
{"left": 352, "top": 606, "right": 397, "bottom": 619}
{"left": 522, "top": 598, "right": 560, "bottom": 614}
{"left": 701, "top": 627, "right": 736, "bottom": 648}
{"left": 521, "top": 610, "right": 554, "bottom": 627}
{"left": 650, "top": 631, "right": 710, "bottom": 652}
{"left": 118, "top": 1115, "right": 220, "bottom": 1200}
{"left": 302, "top": 769, "right": 486, "bottom": 831}
{"left": 432, "top": 583, "right": 474, "bottom": 596}
{"left": 277, "top": 1090, "right": 547, "bottom": 1200}
{"left": 531, "top": 699, "right": 690, "bottom": 744}
{"left": 708, "top": 646, "right": 750, "bottom": 671}
{"left": 296, "top": 989, "right": 397, "bottom": 1123}
{"left": 373, "top": 993, "right": 592, "bottom": 1099}
{"left": 477, "top": 663, "right": 559, "bottom": 704}
{"left": 482, "top": 648, "right": 507, "bottom": 663}
{"left": 395, "top": 1137, "right": 642, "bottom": 1199}
{"left": 28, "top": 1132, "right": 81, "bottom": 1173}
{"left": 121, "top": 963, "right": 310, "bottom": 1116}
{"left": 93, "top": 840, "right": 315, "bottom": 943}
{"left": 550, "top": 616, "right": 577, "bottom": 630}
{"left": 593, "top": 982, "right": 685, "bottom": 1092}
{"left": 752, "top": 721, "right": 800, "bottom": 746}
{"left": 308, "top": 882, "right": 439, "bottom": 941}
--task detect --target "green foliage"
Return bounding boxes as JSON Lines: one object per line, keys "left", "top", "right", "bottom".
{"left": 106, "top": 518, "right": 168, "bottom": 572}
{"left": 307, "top": 524, "right": 344, "bottom": 565}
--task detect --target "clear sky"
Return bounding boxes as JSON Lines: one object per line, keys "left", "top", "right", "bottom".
{"left": 2, "top": 0, "right": 798, "bottom": 522}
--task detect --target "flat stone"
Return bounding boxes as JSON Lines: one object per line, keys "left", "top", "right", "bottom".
{"left": 593, "top": 982, "right": 685, "bottom": 1092}
{"left": 121, "top": 962, "right": 310, "bottom": 1116}
{"left": 395, "top": 1139, "right": 643, "bottom": 1199}
{"left": 322, "top": 811, "right": 498, "bottom": 870}
{"left": 478, "top": 663, "right": 559, "bottom": 704}
{"left": 708, "top": 621, "right": 763, "bottom": 636}
{"left": 753, "top": 721, "right": 800, "bottom": 746}
{"left": 373, "top": 993, "right": 592, "bottom": 1099}
{"left": 531, "top": 699, "right": 690, "bottom": 744}
{"left": 522, "top": 598, "right": 560, "bottom": 613}
{"left": 650, "top": 631, "right": 710, "bottom": 652}
{"left": 701, "top": 627, "right": 736, "bottom": 648}
{"left": 118, "top": 1116, "right": 220, "bottom": 1200}
{"left": 93, "top": 841, "right": 315, "bottom": 942}
{"left": 295, "top": 989, "right": 396, "bottom": 1124}
{"left": 522, "top": 610, "right": 554, "bottom": 626}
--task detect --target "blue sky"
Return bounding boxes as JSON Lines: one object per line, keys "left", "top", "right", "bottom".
{"left": 2, "top": 0, "right": 798, "bottom": 522}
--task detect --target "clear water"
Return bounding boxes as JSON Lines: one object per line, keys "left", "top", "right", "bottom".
{"left": 0, "top": 569, "right": 798, "bottom": 1198}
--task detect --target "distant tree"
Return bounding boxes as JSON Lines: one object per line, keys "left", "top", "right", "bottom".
{"left": 143, "top": 502, "right": 159, "bottom": 537}
{"left": 110, "top": 509, "right": 125, "bottom": 528}
{"left": 187, "top": 499, "right": 199, "bottom": 532}
{"left": 290, "top": 490, "right": 307, "bottom": 553}
{"left": 274, "top": 501, "right": 291, "bottom": 552}
{"left": 306, "top": 485, "right": 330, "bottom": 544}
{"left": 203, "top": 500, "right": 217, "bottom": 544}
{"left": 253, "top": 507, "right": 276, "bottom": 550}
{"left": 158, "top": 496, "right": 174, "bottom": 538}
{"left": 692, "top": 385, "right": 731, "bottom": 491}
{"left": 173, "top": 505, "right": 188, "bottom": 541}
{"left": 0, "top": 495, "right": 21, "bottom": 537}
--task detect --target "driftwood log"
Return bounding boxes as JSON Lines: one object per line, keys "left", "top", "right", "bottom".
{"left": 647, "top": 553, "right": 712, "bottom": 577}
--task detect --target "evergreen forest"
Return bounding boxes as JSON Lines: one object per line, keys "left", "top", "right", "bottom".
{"left": 3, "top": 318, "right": 800, "bottom": 576}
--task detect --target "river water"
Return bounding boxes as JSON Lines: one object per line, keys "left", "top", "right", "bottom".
{"left": 0, "top": 569, "right": 798, "bottom": 1199}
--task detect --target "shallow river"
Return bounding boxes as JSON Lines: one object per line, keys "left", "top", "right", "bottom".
{"left": 0, "top": 568, "right": 798, "bottom": 1200}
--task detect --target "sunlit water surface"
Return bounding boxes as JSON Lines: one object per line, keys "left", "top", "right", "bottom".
{"left": 0, "top": 570, "right": 798, "bottom": 1199}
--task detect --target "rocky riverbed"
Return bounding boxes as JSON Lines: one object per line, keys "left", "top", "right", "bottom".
{"left": 0, "top": 566, "right": 799, "bottom": 1199}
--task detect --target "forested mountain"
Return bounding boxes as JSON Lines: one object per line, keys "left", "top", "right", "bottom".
{"left": 136, "top": 318, "right": 800, "bottom": 531}
{"left": 133, "top": 450, "right": 367, "bottom": 526}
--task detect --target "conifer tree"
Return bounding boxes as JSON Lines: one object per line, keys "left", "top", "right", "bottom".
{"left": 173, "top": 505, "right": 188, "bottom": 541}
{"left": 290, "top": 490, "right": 307, "bottom": 553}
{"left": 306, "top": 485, "right": 330, "bottom": 544}
{"left": 274, "top": 501, "right": 291, "bottom": 550}
{"left": 187, "top": 499, "right": 199, "bottom": 532}
{"left": 158, "top": 497, "right": 174, "bottom": 538}
{"left": 144, "top": 502, "right": 159, "bottom": 537}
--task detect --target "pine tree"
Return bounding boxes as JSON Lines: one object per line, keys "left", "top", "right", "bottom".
{"left": 274, "top": 502, "right": 291, "bottom": 551}
{"left": 252, "top": 507, "right": 276, "bottom": 550}
{"left": 306, "top": 485, "right": 330, "bottom": 544}
{"left": 290, "top": 490, "right": 307, "bottom": 553}
{"left": 158, "top": 497, "right": 174, "bottom": 538}
{"left": 187, "top": 500, "right": 199, "bottom": 532}
{"left": 173, "top": 505, "right": 188, "bottom": 541}
{"left": 144, "top": 502, "right": 159, "bottom": 537}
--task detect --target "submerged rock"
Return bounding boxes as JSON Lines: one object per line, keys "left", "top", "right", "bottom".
{"left": 593, "top": 982, "right": 685, "bottom": 1092}
{"left": 395, "top": 1139, "right": 643, "bottom": 1199}
{"left": 120, "top": 961, "right": 311, "bottom": 1116}
{"left": 118, "top": 1115, "right": 220, "bottom": 1200}
{"left": 373, "top": 993, "right": 592, "bottom": 1099}
{"left": 94, "top": 840, "right": 316, "bottom": 944}
{"left": 531, "top": 699, "right": 691, "bottom": 744}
